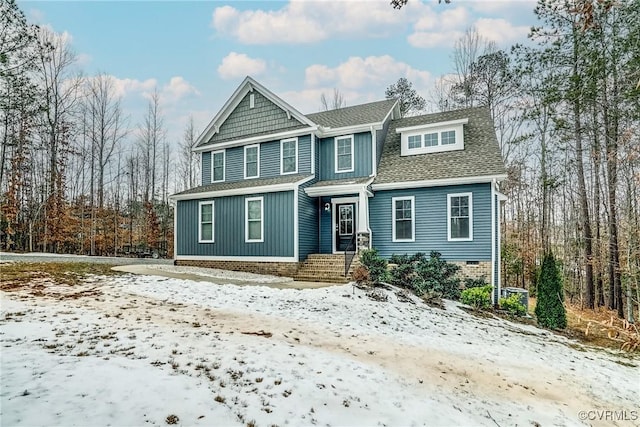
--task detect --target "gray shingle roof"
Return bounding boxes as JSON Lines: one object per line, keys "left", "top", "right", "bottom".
{"left": 171, "top": 174, "right": 312, "bottom": 197}
{"left": 306, "top": 99, "right": 397, "bottom": 129}
{"left": 374, "top": 107, "right": 506, "bottom": 185}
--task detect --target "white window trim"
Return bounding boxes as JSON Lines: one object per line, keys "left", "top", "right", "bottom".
{"left": 245, "top": 196, "right": 264, "bottom": 243}
{"left": 280, "top": 137, "right": 298, "bottom": 175}
{"left": 211, "top": 150, "right": 225, "bottom": 183}
{"left": 392, "top": 196, "right": 415, "bottom": 242}
{"left": 198, "top": 201, "right": 214, "bottom": 243}
{"left": 334, "top": 134, "right": 354, "bottom": 173}
{"left": 398, "top": 118, "right": 468, "bottom": 156}
{"left": 244, "top": 144, "right": 260, "bottom": 179}
{"left": 447, "top": 192, "right": 473, "bottom": 242}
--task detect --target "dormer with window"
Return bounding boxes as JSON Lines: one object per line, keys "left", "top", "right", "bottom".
{"left": 397, "top": 118, "right": 468, "bottom": 156}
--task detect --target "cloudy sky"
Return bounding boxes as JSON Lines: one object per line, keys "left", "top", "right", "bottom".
{"left": 22, "top": 0, "right": 536, "bottom": 145}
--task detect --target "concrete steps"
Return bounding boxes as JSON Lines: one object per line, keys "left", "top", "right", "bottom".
{"left": 294, "top": 254, "right": 360, "bottom": 283}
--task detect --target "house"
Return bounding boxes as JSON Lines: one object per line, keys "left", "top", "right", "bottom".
{"left": 170, "top": 77, "right": 507, "bottom": 301}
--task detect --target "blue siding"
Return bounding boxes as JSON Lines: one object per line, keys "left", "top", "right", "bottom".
{"left": 494, "top": 193, "right": 500, "bottom": 300}
{"left": 319, "top": 196, "right": 332, "bottom": 254}
{"left": 219, "top": 135, "right": 312, "bottom": 183}
{"left": 298, "top": 179, "right": 319, "bottom": 260}
{"left": 201, "top": 151, "right": 211, "bottom": 185}
{"left": 369, "top": 183, "right": 492, "bottom": 260}
{"left": 318, "top": 132, "right": 373, "bottom": 180}
{"left": 176, "top": 191, "right": 294, "bottom": 257}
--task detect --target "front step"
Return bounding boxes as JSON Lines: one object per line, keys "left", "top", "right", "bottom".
{"left": 294, "top": 254, "right": 360, "bottom": 283}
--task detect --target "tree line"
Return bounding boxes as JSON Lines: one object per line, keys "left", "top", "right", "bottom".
{"left": 1, "top": 0, "right": 199, "bottom": 257}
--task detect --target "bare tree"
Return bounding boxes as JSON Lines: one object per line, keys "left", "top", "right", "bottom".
{"left": 138, "top": 89, "right": 165, "bottom": 202}
{"left": 177, "top": 116, "right": 199, "bottom": 191}
{"left": 320, "top": 88, "right": 346, "bottom": 111}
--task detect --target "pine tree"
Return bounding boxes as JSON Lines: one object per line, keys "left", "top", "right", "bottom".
{"left": 535, "top": 252, "right": 567, "bottom": 329}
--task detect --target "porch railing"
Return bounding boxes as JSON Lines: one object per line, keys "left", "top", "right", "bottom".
{"left": 344, "top": 233, "right": 357, "bottom": 277}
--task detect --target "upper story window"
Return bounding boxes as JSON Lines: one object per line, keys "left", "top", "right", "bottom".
{"left": 212, "top": 150, "right": 225, "bottom": 183}
{"left": 335, "top": 135, "right": 354, "bottom": 173}
{"left": 244, "top": 144, "right": 260, "bottom": 179}
{"left": 281, "top": 138, "right": 298, "bottom": 175}
{"left": 397, "top": 118, "right": 468, "bottom": 156}
{"left": 448, "top": 192, "right": 473, "bottom": 241}
{"left": 198, "top": 201, "right": 214, "bottom": 243}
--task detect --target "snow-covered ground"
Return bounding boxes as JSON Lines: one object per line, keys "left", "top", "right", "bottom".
{"left": 1, "top": 268, "right": 638, "bottom": 427}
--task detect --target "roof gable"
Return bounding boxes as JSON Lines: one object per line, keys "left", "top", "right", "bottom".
{"left": 196, "top": 77, "right": 316, "bottom": 148}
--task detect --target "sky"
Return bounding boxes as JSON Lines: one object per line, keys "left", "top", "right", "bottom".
{"left": 20, "top": 0, "right": 537, "bottom": 147}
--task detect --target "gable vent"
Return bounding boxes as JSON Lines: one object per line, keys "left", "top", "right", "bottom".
{"left": 249, "top": 93, "right": 255, "bottom": 109}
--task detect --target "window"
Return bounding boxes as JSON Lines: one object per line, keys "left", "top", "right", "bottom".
{"left": 335, "top": 135, "right": 354, "bottom": 173}
{"left": 408, "top": 135, "right": 422, "bottom": 149}
{"left": 441, "top": 130, "right": 456, "bottom": 145}
{"left": 198, "top": 201, "right": 214, "bottom": 243}
{"left": 244, "top": 145, "right": 259, "bottom": 179}
{"left": 424, "top": 132, "right": 438, "bottom": 147}
{"left": 281, "top": 138, "right": 298, "bottom": 174}
{"left": 392, "top": 196, "right": 415, "bottom": 242}
{"left": 448, "top": 193, "right": 473, "bottom": 241}
{"left": 338, "top": 205, "right": 354, "bottom": 236}
{"left": 212, "top": 150, "right": 224, "bottom": 182}
{"left": 245, "top": 197, "right": 263, "bottom": 242}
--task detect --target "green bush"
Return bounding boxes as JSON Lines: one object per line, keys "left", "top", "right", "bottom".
{"left": 499, "top": 294, "right": 527, "bottom": 316}
{"left": 463, "top": 275, "right": 489, "bottom": 289}
{"left": 359, "top": 249, "right": 388, "bottom": 284}
{"left": 535, "top": 252, "right": 567, "bottom": 329}
{"left": 460, "top": 285, "right": 493, "bottom": 310}
{"left": 388, "top": 253, "right": 422, "bottom": 288}
{"left": 413, "top": 251, "right": 461, "bottom": 299}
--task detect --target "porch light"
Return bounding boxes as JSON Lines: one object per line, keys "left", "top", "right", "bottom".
{"left": 324, "top": 203, "right": 331, "bottom": 212}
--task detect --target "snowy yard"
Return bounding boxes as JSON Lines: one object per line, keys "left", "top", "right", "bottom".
{"left": 1, "top": 266, "right": 638, "bottom": 427}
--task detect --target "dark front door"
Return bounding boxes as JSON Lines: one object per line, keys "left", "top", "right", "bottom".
{"left": 335, "top": 203, "right": 355, "bottom": 252}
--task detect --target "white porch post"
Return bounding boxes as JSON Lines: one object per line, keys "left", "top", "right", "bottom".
{"left": 357, "top": 187, "right": 370, "bottom": 250}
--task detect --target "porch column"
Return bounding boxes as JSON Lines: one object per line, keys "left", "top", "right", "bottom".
{"left": 357, "top": 188, "right": 370, "bottom": 251}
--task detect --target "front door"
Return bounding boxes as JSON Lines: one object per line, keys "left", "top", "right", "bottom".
{"left": 335, "top": 203, "right": 355, "bottom": 252}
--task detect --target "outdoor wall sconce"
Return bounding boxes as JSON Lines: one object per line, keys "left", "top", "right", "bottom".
{"left": 324, "top": 203, "right": 331, "bottom": 212}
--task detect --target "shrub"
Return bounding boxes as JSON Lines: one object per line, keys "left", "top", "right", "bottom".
{"left": 463, "top": 275, "right": 489, "bottom": 289}
{"left": 499, "top": 294, "right": 527, "bottom": 316}
{"left": 388, "top": 253, "right": 422, "bottom": 288}
{"left": 359, "top": 249, "right": 388, "bottom": 284}
{"left": 351, "top": 265, "right": 370, "bottom": 285}
{"left": 460, "top": 285, "right": 493, "bottom": 310}
{"left": 535, "top": 252, "right": 567, "bottom": 329}
{"left": 413, "top": 251, "right": 461, "bottom": 299}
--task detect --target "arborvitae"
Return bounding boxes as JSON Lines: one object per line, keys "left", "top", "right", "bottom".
{"left": 535, "top": 252, "right": 567, "bottom": 329}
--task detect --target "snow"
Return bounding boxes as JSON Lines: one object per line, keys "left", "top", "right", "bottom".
{"left": 1, "top": 269, "right": 638, "bottom": 427}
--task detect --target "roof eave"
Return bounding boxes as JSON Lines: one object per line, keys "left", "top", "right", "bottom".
{"left": 371, "top": 174, "right": 508, "bottom": 191}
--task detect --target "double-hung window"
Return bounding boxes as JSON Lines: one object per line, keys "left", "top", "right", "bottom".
{"left": 281, "top": 138, "right": 297, "bottom": 174}
{"left": 448, "top": 193, "right": 472, "bottom": 241}
{"left": 335, "top": 135, "right": 354, "bottom": 173}
{"left": 392, "top": 196, "right": 415, "bottom": 242}
{"left": 244, "top": 145, "right": 259, "bottom": 179}
{"left": 212, "top": 150, "right": 225, "bottom": 182}
{"left": 245, "top": 197, "right": 263, "bottom": 242}
{"left": 199, "top": 201, "right": 214, "bottom": 243}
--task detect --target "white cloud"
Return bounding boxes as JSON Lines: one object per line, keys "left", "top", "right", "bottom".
{"left": 217, "top": 52, "right": 267, "bottom": 80}
{"left": 161, "top": 76, "right": 199, "bottom": 102}
{"left": 211, "top": 1, "right": 412, "bottom": 45}
{"left": 305, "top": 55, "right": 431, "bottom": 92}
{"left": 474, "top": 18, "right": 530, "bottom": 44}
{"left": 109, "top": 77, "right": 158, "bottom": 99}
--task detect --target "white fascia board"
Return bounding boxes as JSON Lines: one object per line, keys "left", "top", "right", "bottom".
{"left": 371, "top": 174, "right": 508, "bottom": 191}
{"left": 305, "top": 178, "right": 373, "bottom": 198}
{"left": 395, "top": 118, "right": 469, "bottom": 134}
{"left": 169, "top": 175, "right": 314, "bottom": 201}
{"left": 194, "top": 127, "right": 317, "bottom": 153}
{"left": 175, "top": 255, "right": 298, "bottom": 263}
{"left": 317, "top": 122, "right": 383, "bottom": 138}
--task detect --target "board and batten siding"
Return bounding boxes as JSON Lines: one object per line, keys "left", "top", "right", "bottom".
{"left": 208, "top": 91, "right": 305, "bottom": 144}
{"left": 203, "top": 134, "right": 312, "bottom": 184}
{"left": 176, "top": 191, "right": 294, "bottom": 257}
{"left": 318, "top": 132, "right": 373, "bottom": 180}
{"left": 369, "top": 183, "right": 492, "bottom": 260}
{"left": 298, "top": 179, "right": 319, "bottom": 260}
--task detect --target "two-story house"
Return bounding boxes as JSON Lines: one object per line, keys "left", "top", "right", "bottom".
{"left": 170, "top": 77, "right": 507, "bottom": 301}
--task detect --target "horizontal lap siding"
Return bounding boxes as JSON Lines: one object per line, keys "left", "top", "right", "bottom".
{"left": 319, "top": 132, "right": 372, "bottom": 180}
{"left": 369, "top": 183, "right": 492, "bottom": 260}
{"left": 177, "top": 191, "right": 294, "bottom": 257}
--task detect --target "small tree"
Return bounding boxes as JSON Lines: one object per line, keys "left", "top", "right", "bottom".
{"left": 385, "top": 77, "right": 426, "bottom": 117}
{"left": 535, "top": 252, "right": 567, "bottom": 329}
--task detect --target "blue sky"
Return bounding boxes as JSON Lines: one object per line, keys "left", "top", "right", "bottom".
{"left": 21, "top": 0, "right": 537, "bottom": 145}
